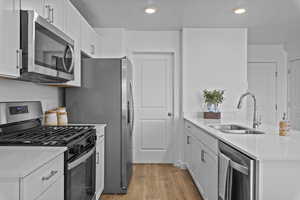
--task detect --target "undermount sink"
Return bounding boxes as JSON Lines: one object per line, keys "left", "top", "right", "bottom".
{"left": 208, "top": 124, "right": 265, "bottom": 135}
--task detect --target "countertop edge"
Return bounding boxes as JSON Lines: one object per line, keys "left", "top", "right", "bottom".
{"left": 183, "top": 116, "right": 300, "bottom": 162}
{"left": 0, "top": 146, "right": 67, "bottom": 179}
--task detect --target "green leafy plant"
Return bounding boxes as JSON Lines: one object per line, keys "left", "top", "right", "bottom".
{"left": 203, "top": 89, "right": 225, "bottom": 105}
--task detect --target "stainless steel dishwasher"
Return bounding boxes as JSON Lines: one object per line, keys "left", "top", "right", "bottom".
{"left": 219, "top": 142, "right": 257, "bottom": 200}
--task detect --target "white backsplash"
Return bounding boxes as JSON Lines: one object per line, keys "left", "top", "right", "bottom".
{"left": 0, "top": 78, "right": 63, "bottom": 112}
{"left": 184, "top": 110, "right": 247, "bottom": 122}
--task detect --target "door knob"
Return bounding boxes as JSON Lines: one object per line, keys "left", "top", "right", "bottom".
{"left": 168, "top": 113, "right": 172, "bottom": 117}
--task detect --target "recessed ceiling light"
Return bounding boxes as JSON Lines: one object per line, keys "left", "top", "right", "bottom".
{"left": 144, "top": 7, "right": 157, "bottom": 14}
{"left": 233, "top": 8, "right": 247, "bottom": 15}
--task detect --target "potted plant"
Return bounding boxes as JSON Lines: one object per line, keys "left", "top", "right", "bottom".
{"left": 203, "top": 89, "right": 225, "bottom": 113}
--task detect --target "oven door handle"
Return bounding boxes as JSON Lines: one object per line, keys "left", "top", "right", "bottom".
{"left": 68, "top": 147, "right": 95, "bottom": 170}
{"left": 230, "top": 160, "right": 249, "bottom": 176}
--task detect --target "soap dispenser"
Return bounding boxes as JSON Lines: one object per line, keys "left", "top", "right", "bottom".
{"left": 279, "top": 113, "right": 289, "bottom": 136}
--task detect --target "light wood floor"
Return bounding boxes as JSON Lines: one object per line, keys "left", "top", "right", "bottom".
{"left": 100, "top": 164, "right": 203, "bottom": 200}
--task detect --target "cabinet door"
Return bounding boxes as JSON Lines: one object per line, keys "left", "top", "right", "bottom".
{"left": 184, "top": 133, "right": 191, "bottom": 170}
{"left": 35, "top": 176, "right": 64, "bottom": 200}
{"left": 80, "top": 18, "right": 91, "bottom": 56}
{"left": 0, "top": 0, "right": 21, "bottom": 78}
{"left": 63, "top": 0, "right": 81, "bottom": 87}
{"left": 94, "top": 33, "right": 102, "bottom": 58}
{"left": 80, "top": 18, "right": 96, "bottom": 57}
{"left": 44, "top": 0, "right": 66, "bottom": 31}
{"left": 21, "top": 0, "right": 45, "bottom": 17}
{"left": 95, "top": 137, "right": 105, "bottom": 199}
{"left": 201, "top": 146, "right": 218, "bottom": 200}
{"left": 193, "top": 138, "right": 206, "bottom": 197}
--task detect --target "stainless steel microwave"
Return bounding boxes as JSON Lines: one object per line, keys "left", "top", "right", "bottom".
{"left": 20, "top": 10, "right": 75, "bottom": 83}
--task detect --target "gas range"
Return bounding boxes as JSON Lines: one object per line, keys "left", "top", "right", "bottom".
{"left": 0, "top": 101, "right": 97, "bottom": 200}
{"left": 0, "top": 122, "right": 95, "bottom": 146}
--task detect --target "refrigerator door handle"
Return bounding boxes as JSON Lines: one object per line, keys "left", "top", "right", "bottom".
{"left": 127, "top": 101, "right": 130, "bottom": 124}
{"left": 130, "top": 82, "right": 135, "bottom": 132}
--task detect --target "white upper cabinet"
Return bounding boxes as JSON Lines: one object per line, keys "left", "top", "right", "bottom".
{"left": 0, "top": 0, "right": 21, "bottom": 78}
{"left": 95, "top": 34, "right": 102, "bottom": 58}
{"left": 44, "top": 0, "right": 66, "bottom": 31}
{"left": 21, "top": 0, "right": 45, "bottom": 17}
{"left": 63, "top": 0, "right": 82, "bottom": 87}
{"left": 80, "top": 18, "right": 100, "bottom": 58}
{"left": 0, "top": 0, "right": 103, "bottom": 85}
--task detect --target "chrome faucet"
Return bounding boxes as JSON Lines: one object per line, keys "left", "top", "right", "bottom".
{"left": 237, "top": 92, "right": 261, "bottom": 129}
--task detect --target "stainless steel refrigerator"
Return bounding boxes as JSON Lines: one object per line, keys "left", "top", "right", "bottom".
{"left": 65, "top": 58, "right": 134, "bottom": 194}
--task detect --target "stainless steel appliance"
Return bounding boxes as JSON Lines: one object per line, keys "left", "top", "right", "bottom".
{"left": 65, "top": 58, "right": 134, "bottom": 194}
{"left": 20, "top": 10, "right": 75, "bottom": 83}
{"left": 219, "top": 142, "right": 257, "bottom": 200}
{"left": 0, "top": 101, "right": 96, "bottom": 200}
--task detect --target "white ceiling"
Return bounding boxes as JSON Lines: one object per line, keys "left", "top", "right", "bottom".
{"left": 71, "top": 0, "right": 300, "bottom": 44}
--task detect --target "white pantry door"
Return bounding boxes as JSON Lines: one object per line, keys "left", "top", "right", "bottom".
{"left": 248, "top": 62, "right": 277, "bottom": 125}
{"left": 132, "top": 53, "right": 174, "bottom": 163}
{"left": 289, "top": 59, "right": 300, "bottom": 130}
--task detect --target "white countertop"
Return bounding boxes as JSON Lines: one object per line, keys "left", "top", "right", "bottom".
{"left": 184, "top": 115, "right": 300, "bottom": 161}
{"left": 0, "top": 146, "right": 67, "bottom": 178}
{"left": 69, "top": 123, "right": 106, "bottom": 136}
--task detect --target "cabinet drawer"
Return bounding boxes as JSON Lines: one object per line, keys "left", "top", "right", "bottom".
{"left": 184, "top": 121, "right": 196, "bottom": 133}
{"left": 196, "top": 127, "right": 218, "bottom": 155}
{"left": 23, "top": 154, "right": 64, "bottom": 200}
{"left": 185, "top": 120, "right": 218, "bottom": 155}
{"left": 35, "top": 176, "right": 64, "bottom": 200}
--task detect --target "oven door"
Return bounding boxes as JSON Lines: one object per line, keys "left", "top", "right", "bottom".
{"left": 21, "top": 10, "right": 75, "bottom": 82}
{"left": 67, "top": 147, "right": 96, "bottom": 200}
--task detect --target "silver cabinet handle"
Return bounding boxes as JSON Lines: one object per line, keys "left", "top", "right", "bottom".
{"left": 42, "top": 170, "right": 58, "bottom": 181}
{"left": 187, "top": 136, "right": 190, "bottom": 144}
{"left": 90, "top": 44, "right": 95, "bottom": 55}
{"left": 98, "top": 135, "right": 104, "bottom": 139}
{"left": 96, "top": 152, "right": 100, "bottom": 164}
{"left": 201, "top": 150, "right": 205, "bottom": 162}
{"left": 45, "top": 5, "right": 51, "bottom": 22}
{"left": 50, "top": 8, "right": 54, "bottom": 23}
{"left": 16, "top": 49, "right": 22, "bottom": 69}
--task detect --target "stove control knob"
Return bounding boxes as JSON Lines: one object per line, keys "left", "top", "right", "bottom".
{"left": 87, "top": 136, "right": 96, "bottom": 144}
{"left": 70, "top": 145, "right": 82, "bottom": 154}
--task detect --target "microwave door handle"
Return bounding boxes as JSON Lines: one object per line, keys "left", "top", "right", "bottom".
{"left": 62, "top": 45, "right": 75, "bottom": 73}
{"left": 230, "top": 160, "right": 249, "bottom": 176}
{"left": 67, "top": 147, "right": 95, "bottom": 170}
{"left": 68, "top": 45, "right": 75, "bottom": 73}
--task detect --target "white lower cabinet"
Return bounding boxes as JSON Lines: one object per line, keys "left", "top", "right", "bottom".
{"left": 0, "top": 153, "right": 64, "bottom": 200}
{"left": 95, "top": 125, "right": 105, "bottom": 200}
{"left": 35, "top": 176, "right": 64, "bottom": 200}
{"left": 184, "top": 120, "right": 218, "bottom": 200}
{"left": 22, "top": 154, "right": 64, "bottom": 200}
{"left": 201, "top": 144, "right": 218, "bottom": 200}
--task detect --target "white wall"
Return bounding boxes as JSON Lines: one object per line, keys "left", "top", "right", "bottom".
{"left": 94, "top": 28, "right": 126, "bottom": 58}
{"left": 0, "top": 78, "right": 63, "bottom": 111}
{"left": 248, "top": 45, "right": 288, "bottom": 123}
{"left": 182, "top": 28, "right": 248, "bottom": 119}
{"left": 125, "top": 30, "right": 182, "bottom": 165}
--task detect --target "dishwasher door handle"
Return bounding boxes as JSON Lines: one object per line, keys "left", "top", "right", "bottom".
{"left": 230, "top": 160, "right": 249, "bottom": 175}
